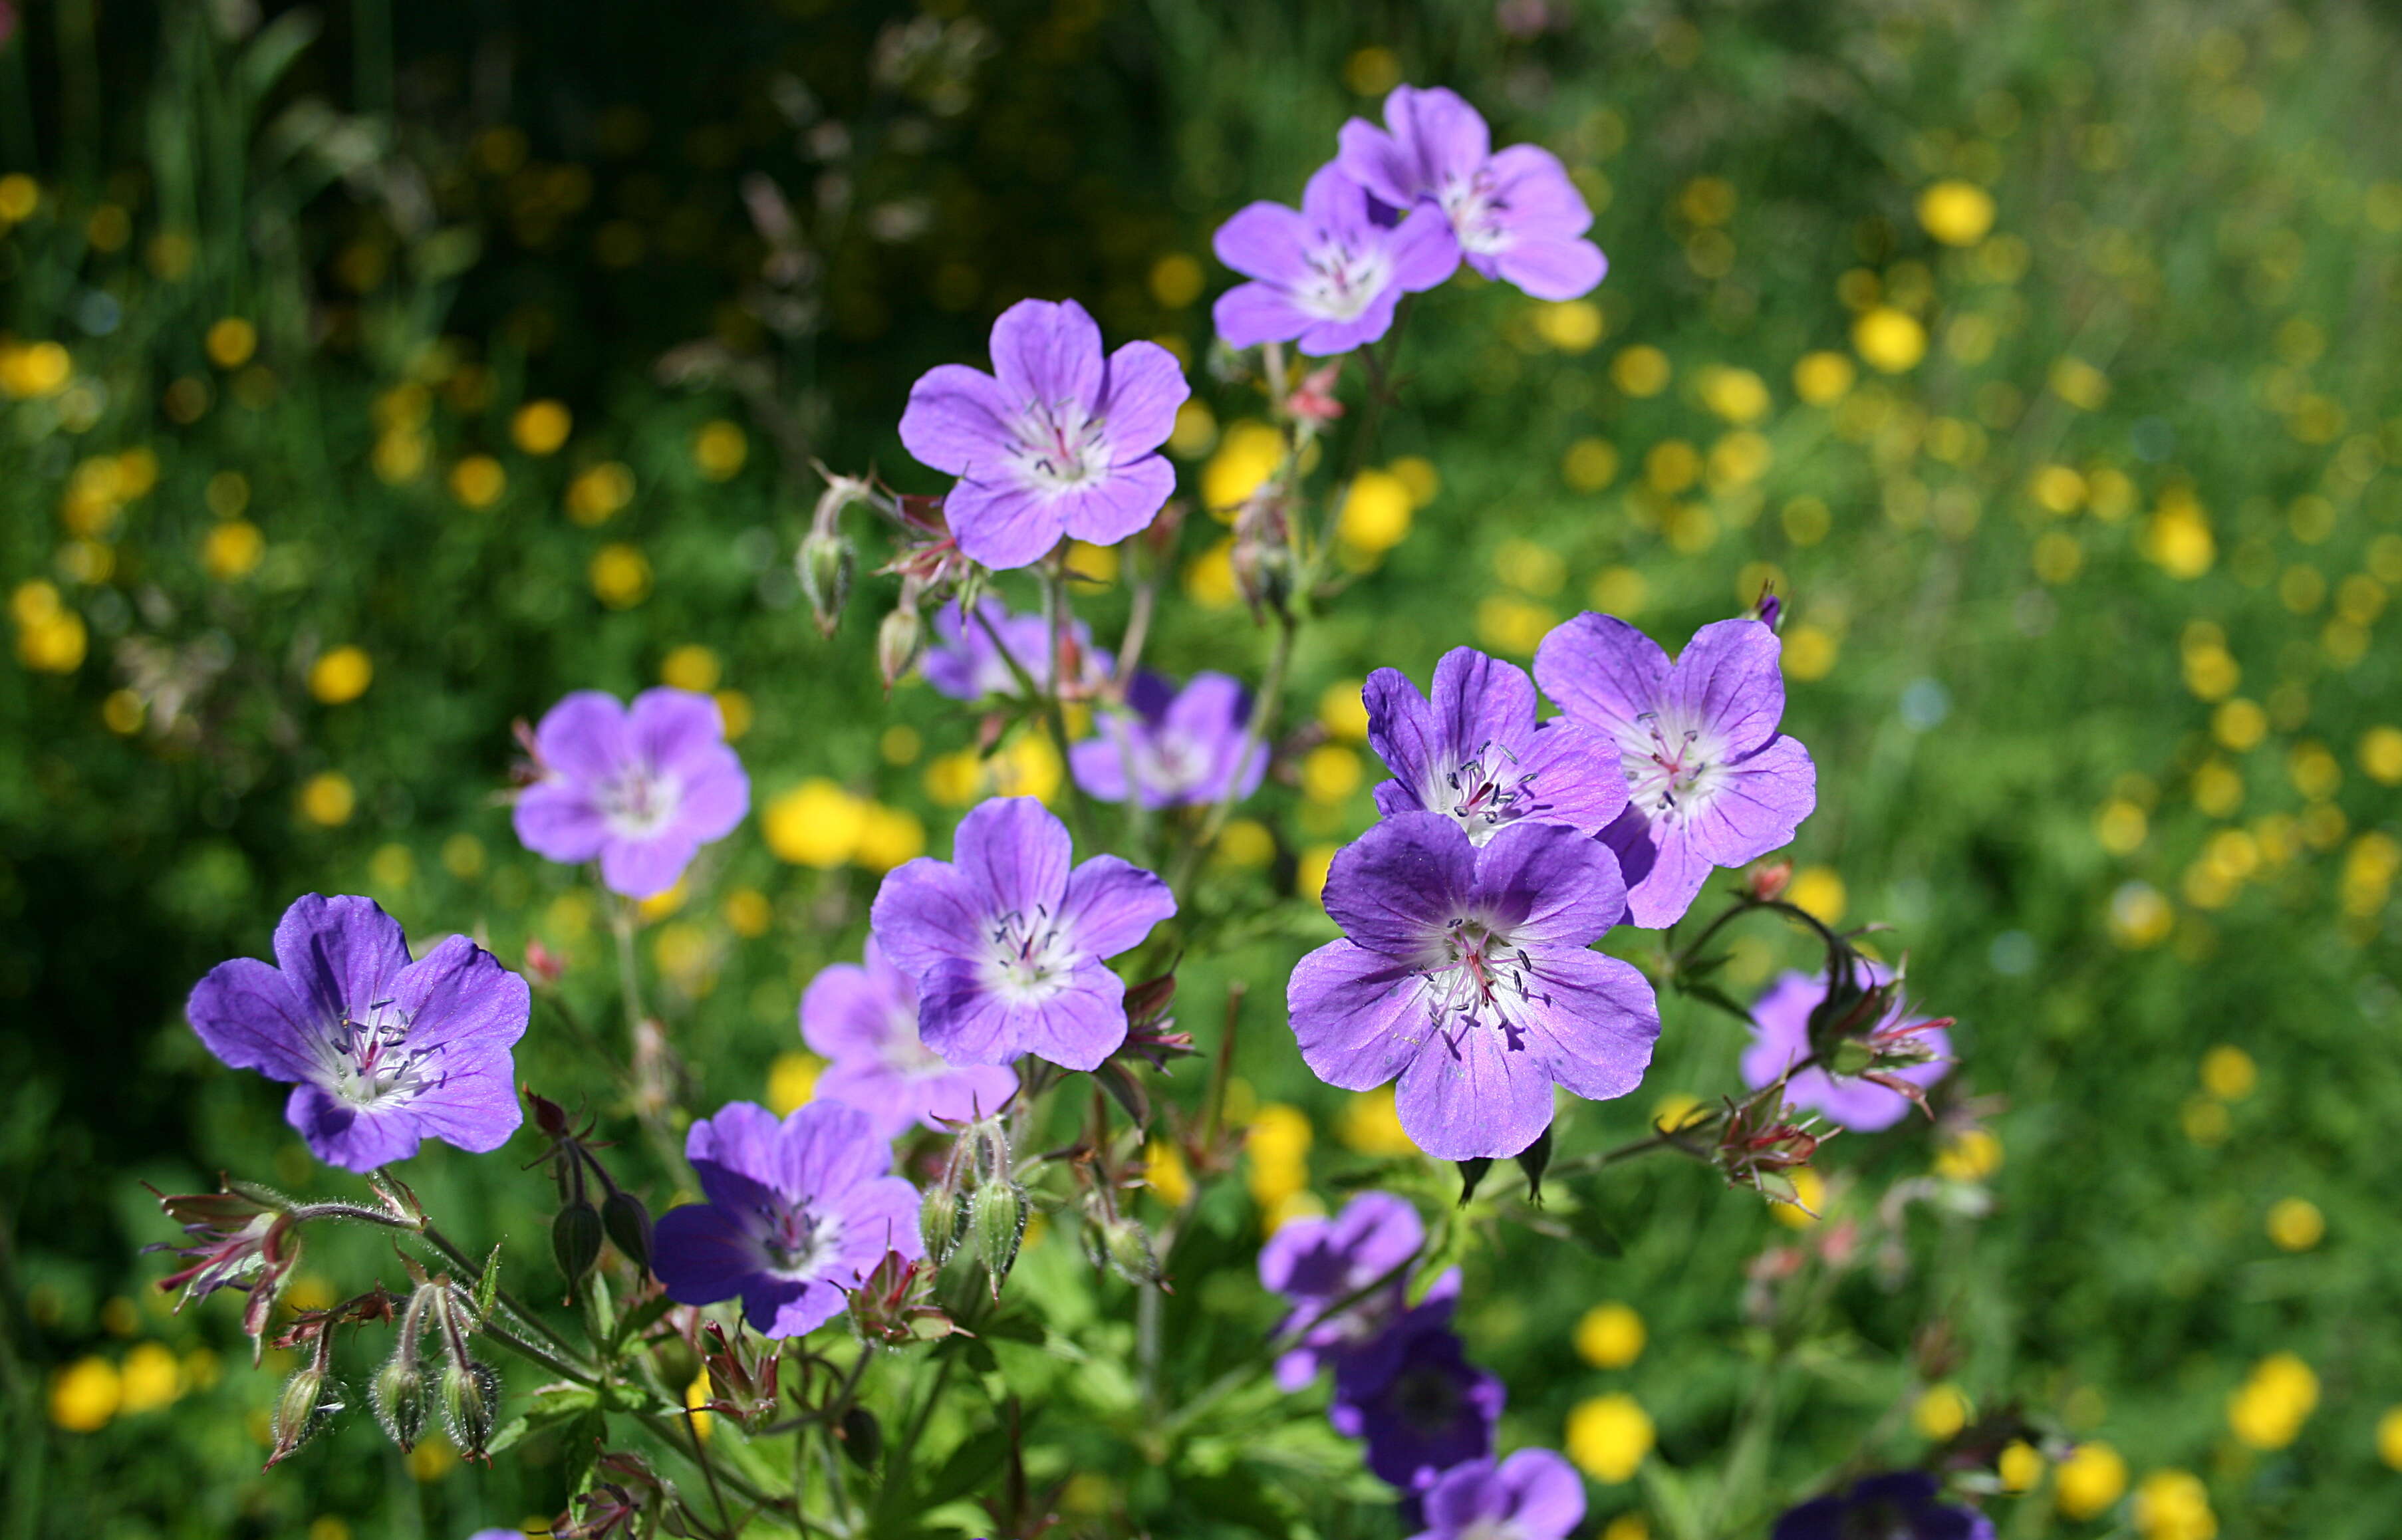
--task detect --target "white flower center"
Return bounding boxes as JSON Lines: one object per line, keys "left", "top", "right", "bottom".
{"left": 1418, "top": 916, "right": 1543, "bottom": 1034}
{"left": 597, "top": 764, "right": 682, "bottom": 841}
{"left": 1428, "top": 739, "right": 1540, "bottom": 845}
{"left": 315, "top": 999, "right": 436, "bottom": 1108}
{"left": 758, "top": 1202, "right": 845, "bottom": 1280}
{"left": 1458, "top": 1520, "right": 1526, "bottom": 1540}
{"left": 1438, "top": 167, "right": 1512, "bottom": 256}
{"left": 1620, "top": 709, "right": 1728, "bottom": 827}
{"left": 1009, "top": 395, "right": 1109, "bottom": 495}
{"left": 1298, "top": 233, "right": 1395, "bottom": 322}
{"left": 882, "top": 1007, "right": 953, "bottom": 1080}
{"left": 984, "top": 906, "right": 1075, "bottom": 1005}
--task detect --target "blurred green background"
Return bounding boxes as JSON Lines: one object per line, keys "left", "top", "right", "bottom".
{"left": 4, "top": 0, "right": 2400, "bottom": 1535}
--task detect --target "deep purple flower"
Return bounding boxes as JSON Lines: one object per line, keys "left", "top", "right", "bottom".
{"left": 1337, "top": 85, "right": 1606, "bottom": 301}
{"left": 652, "top": 1100, "right": 923, "bottom": 1339}
{"left": 1740, "top": 965, "right": 1952, "bottom": 1133}
{"left": 513, "top": 688, "right": 750, "bottom": 900}
{"left": 801, "top": 936, "right": 1021, "bottom": 1139}
{"left": 186, "top": 895, "right": 529, "bottom": 1172}
{"left": 1365, "top": 646, "right": 1627, "bottom": 846}
{"left": 1534, "top": 615, "right": 1817, "bottom": 929}
{"left": 1775, "top": 1473, "right": 1995, "bottom": 1540}
{"left": 1409, "top": 1448, "right": 1587, "bottom": 1540}
{"left": 1258, "top": 1190, "right": 1460, "bottom": 1392}
{"left": 1069, "top": 671, "right": 1266, "bottom": 809}
{"left": 921, "top": 596, "right": 1109, "bottom": 703}
{"left": 868, "top": 797, "right": 1176, "bottom": 1071}
{"left": 1288, "top": 813, "right": 1660, "bottom": 1160}
{"left": 1212, "top": 163, "right": 1457, "bottom": 356}
{"left": 898, "top": 298, "right": 1188, "bottom": 571}
{"left": 1331, "top": 1315, "right": 1505, "bottom": 1491}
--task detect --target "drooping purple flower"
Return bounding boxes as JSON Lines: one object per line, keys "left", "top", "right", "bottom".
{"left": 513, "top": 687, "right": 750, "bottom": 900}
{"left": 1212, "top": 163, "right": 1458, "bottom": 357}
{"left": 801, "top": 936, "right": 1021, "bottom": 1139}
{"left": 1331, "top": 1314, "right": 1505, "bottom": 1491}
{"left": 1337, "top": 85, "right": 1606, "bottom": 302}
{"left": 898, "top": 298, "right": 1188, "bottom": 571}
{"left": 1258, "top": 1190, "right": 1460, "bottom": 1393}
{"left": 1408, "top": 1448, "right": 1587, "bottom": 1540}
{"left": 920, "top": 596, "right": 1109, "bottom": 704}
{"left": 1365, "top": 646, "right": 1628, "bottom": 846}
{"left": 652, "top": 1100, "right": 923, "bottom": 1339}
{"left": 1774, "top": 1473, "right": 1996, "bottom": 1540}
{"left": 1533, "top": 614, "right": 1817, "bottom": 930}
{"left": 868, "top": 797, "right": 1176, "bottom": 1072}
{"left": 1288, "top": 813, "right": 1660, "bottom": 1160}
{"left": 186, "top": 894, "right": 529, "bottom": 1172}
{"left": 1069, "top": 670, "right": 1267, "bottom": 809}
{"left": 1740, "top": 965, "right": 1952, "bottom": 1133}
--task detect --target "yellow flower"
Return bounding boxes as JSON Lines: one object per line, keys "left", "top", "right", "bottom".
{"left": 2200, "top": 1045, "right": 2256, "bottom": 1100}
{"left": 2146, "top": 503, "right": 2215, "bottom": 578}
{"left": 2226, "top": 1353, "right": 2317, "bottom": 1450}
{"left": 0, "top": 338, "right": 72, "bottom": 398}
{"left": 2055, "top": 1441, "right": 2127, "bottom": 1519}
{"left": 50, "top": 1356, "right": 122, "bottom": 1432}
{"left": 1610, "top": 345, "right": 1670, "bottom": 397}
{"left": 1574, "top": 1303, "right": 1645, "bottom": 1370}
{"left": 308, "top": 646, "right": 374, "bottom": 705}
{"left": 768, "top": 1052, "right": 821, "bottom": 1116}
{"left": 1339, "top": 468, "right": 1414, "bottom": 554}
{"left": 854, "top": 805, "right": 926, "bottom": 871}
{"left": 203, "top": 519, "right": 265, "bottom": 580}
{"left": 1475, "top": 595, "right": 1555, "bottom": 657}
{"left": 1917, "top": 181, "right": 1996, "bottom": 246}
{"left": 2265, "top": 1196, "right": 2323, "bottom": 1251}
{"left": 1565, "top": 1394, "right": 1654, "bottom": 1483}
{"left": 1935, "top": 1128, "right": 2002, "bottom": 1182}
{"left": 1148, "top": 253, "right": 1204, "bottom": 308}
{"left": 298, "top": 772, "right": 356, "bottom": 827}
{"left": 764, "top": 779, "right": 865, "bottom": 868}
{"left": 1782, "top": 624, "right": 1837, "bottom": 681}
{"left": 693, "top": 420, "right": 748, "bottom": 480}
{"left": 2094, "top": 799, "right": 2147, "bottom": 854}
{"left": 0, "top": 173, "right": 37, "bottom": 221}
{"left": 1785, "top": 866, "right": 1845, "bottom": 924}
{"left": 660, "top": 643, "right": 722, "bottom": 693}
{"left": 1184, "top": 539, "right": 1240, "bottom": 610}
{"left": 1337, "top": 1087, "right": 1418, "bottom": 1156}
{"left": 2359, "top": 725, "right": 2402, "bottom": 785}
{"left": 1214, "top": 817, "right": 1277, "bottom": 870}
{"left": 101, "top": 689, "right": 146, "bottom": 735}
{"left": 1168, "top": 400, "right": 1218, "bottom": 459}
{"left": 1998, "top": 1440, "right": 2044, "bottom": 1493}
{"left": 1913, "top": 1383, "right": 1971, "bottom": 1440}
{"left": 117, "top": 1343, "right": 184, "bottom": 1415}
{"left": 2131, "top": 1469, "right": 2214, "bottom": 1540}
{"left": 1317, "top": 680, "right": 1369, "bottom": 741}
{"left": 1534, "top": 300, "right": 1605, "bottom": 352}
{"left": 450, "top": 455, "right": 507, "bottom": 509}
{"left": 2050, "top": 356, "right": 2110, "bottom": 410}
{"left": 589, "top": 543, "right": 653, "bottom": 608}
{"left": 1853, "top": 307, "right": 1927, "bottom": 373}
{"left": 1297, "top": 843, "right": 1337, "bottom": 903}
{"left": 567, "top": 462, "right": 636, "bottom": 525}
{"left": 12, "top": 580, "right": 87, "bottom": 672}
{"left": 2108, "top": 881, "right": 2173, "bottom": 948}
{"left": 722, "top": 888, "right": 773, "bottom": 939}
{"left": 1774, "top": 1166, "right": 1826, "bottom": 1227}
{"left": 1202, "top": 420, "right": 1285, "bottom": 513}
{"left": 511, "top": 399, "right": 573, "bottom": 455}
{"left": 1300, "top": 744, "right": 1362, "bottom": 804}
{"left": 1792, "top": 350, "right": 1856, "bottom": 405}
{"left": 1699, "top": 366, "right": 1771, "bottom": 424}
{"left": 715, "top": 689, "right": 753, "bottom": 742}
{"left": 2377, "top": 1405, "right": 2402, "bottom": 1470}
{"left": 1143, "top": 1140, "right": 1192, "bottom": 1206}
{"left": 2031, "top": 465, "right": 2087, "bottom": 515}
{"left": 205, "top": 317, "right": 258, "bottom": 370}
{"left": 1562, "top": 438, "right": 1620, "bottom": 492}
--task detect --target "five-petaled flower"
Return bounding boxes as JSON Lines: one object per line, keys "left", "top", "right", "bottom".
{"left": 1364, "top": 646, "right": 1627, "bottom": 846}
{"left": 1331, "top": 1311, "right": 1506, "bottom": 1492}
{"left": 1258, "top": 1190, "right": 1460, "bottom": 1394}
{"left": 898, "top": 299, "right": 1188, "bottom": 571}
{"left": 801, "top": 936, "right": 1021, "bottom": 1140}
{"left": 1289, "top": 813, "right": 1661, "bottom": 1160}
{"left": 920, "top": 596, "right": 1109, "bottom": 703}
{"left": 1069, "top": 671, "right": 1267, "bottom": 809}
{"left": 1408, "top": 1448, "right": 1589, "bottom": 1540}
{"left": 870, "top": 797, "right": 1177, "bottom": 1071}
{"left": 1212, "top": 164, "right": 1458, "bottom": 356}
{"left": 1740, "top": 964, "right": 1952, "bottom": 1132}
{"left": 652, "top": 1100, "right": 924, "bottom": 1339}
{"left": 1774, "top": 1472, "right": 1996, "bottom": 1540}
{"left": 1534, "top": 614, "right": 1817, "bottom": 929}
{"left": 186, "top": 894, "right": 530, "bottom": 1172}
{"left": 513, "top": 687, "right": 751, "bottom": 900}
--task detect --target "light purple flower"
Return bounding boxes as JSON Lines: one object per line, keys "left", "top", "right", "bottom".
{"left": 1534, "top": 614, "right": 1817, "bottom": 930}
{"left": 1330, "top": 1315, "right": 1504, "bottom": 1491}
{"left": 898, "top": 298, "right": 1188, "bottom": 571}
{"left": 1288, "top": 813, "right": 1660, "bottom": 1161}
{"left": 1337, "top": 85, "right": 1606, "bottom": 302}
{"left": 1069, "top": 671, "right": 1266, "bottom": 809}
{"left": 513, "top": 687, "right": 750, "bottom": 900}
{"left": 1409, "top": 1448, "right": 1587, "bottom": 1540}
{"left": 1740, "top": 964, "right": 1951, "bottom": 1133}
{"left": 921, "top": 596, "right": 1109, "bottom": 703}
{"left": 652, "top": 1100, "right": 923, "bottom": 1339}
{"left": 186, "top": 894, "right": 529, "bottom": 1172}
{"left": 801, "top": 936, "right": 1021, "bottom": 1139}
{"left": 1365, "top": 646, "right": 1627, "bottom": 846}
{"left": 868, "top": 797, "right": 1176, "bottom": 1072}
{"left": 1211, "top": 163, "right": 1458, "bottom": 356}
{"left": 1258, "top": 1190, "right": 1459, "bottom": 1393}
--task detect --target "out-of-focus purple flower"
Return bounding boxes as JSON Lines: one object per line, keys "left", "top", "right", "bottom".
{"left": 1365, "top": 646, "right": 1627, "bottom": 846}
{"left": 1069, "top": 671, "right": 1266, "bottom": 809}
{"left": 652, "top": 1101, "right": 923, "bottom": 1339}
{"left": 869, "top": 797, "right": 1176, "bottom": 1072}
{"left": 1258, "top": 1190, "right": 1460, "bottom": 1392}
{"left": 1740, "top": 965, "right": 1952, "bottom": 1132}
{"left": 1212, "top": 164, "right": 1457, "bottom": 356}
{"left": 801, "top": 936, "right": 1021, "bottom": 1139}
{"left": 1331, "top": 1315, "right": 1505, "bottom": 1491}
{"left": 1534, "top": 614, "right": 1817, "bottom": 929}
{"left": 898, "top": 299, "right": 1188, "bottom": 571}
{"left": 186, "top": 895, "right": 529, "bottom": 1172}
{"left": 1409, "top": 1448, "right": 1587, "bottom": 1540}
{"left": 920, "top": 596, "right": 1109, "bottom": 703}
{"left": 1775, "top": 1473, "right": 1996, "bottom": 1540}
{"left": 513, "top": 688, "right": 750, "bottom": 900}
{"left": 1288, "top": 813, "right": 1659, "bottom": 1160}
{"left": 1337, "top": 85, "right": 1605, "bottom": 302}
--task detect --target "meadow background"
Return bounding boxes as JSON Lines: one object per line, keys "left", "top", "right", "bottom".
{"left": 4, "top": 0, "right": 2401, "bottom": 1535}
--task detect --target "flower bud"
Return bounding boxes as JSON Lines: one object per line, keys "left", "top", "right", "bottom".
{"left": 440, "top": 1358, "right": 501, "bottom": 1459}
{"left": 1744, "top": 858, "right": 1794, "bottom": 903}
{"left": 797, "top": 529, "right": 857, "bottom": 637}
{"left": 553, "top": 1200, "right": 604, "bottom": 1293}
{"left": 876, "top": 602, "right": 924, "bottom": 691}
{"left": 969, "top": 1180, "right": 1029, "bottom": 1298}
{"left": 267, "top": 1364, "right": 340, "bottom": 1467}
{"left": 920, "top": 1182, "right": 966, "bottom": 1267}
{"left": 1089, "top": 1214, "right": 1162, "bottom": 1287}
{"left": 840, "top": 1405, "right": 883, "bottom": 1470}
{"left": 1513, "top": 1124, "right": 1555, "bottom": 1205}
{"left": 370, "top": 1356, "right": 429, "bottom": 1451}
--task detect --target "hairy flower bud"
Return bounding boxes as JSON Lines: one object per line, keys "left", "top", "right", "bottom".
{"left": 876, "top": 601, "right": 924, "bottom": 691}
{"left": 267, "top": 1364, "right": 340, "bottom": 1468}
{"left": 440, "top": 1358, "right": 501, "bottom": 1459}
{"left": 798, "top": 529, "right": 858, "bottom": 638}
{"left": 920, "top": 1181, "right": 966, "bottom": 1267}
{"left": 969, "top": 1180, "right": 1029, "bottom": 1298}
{"left": 370, "top": 1355, "right": 429, "bottom": 1451}
{"left": 1085, "top": 1212, "right": 1163, "bottom": 1286}
{"left": 553, "top": 1201, "right": 604, "bottom": 1293}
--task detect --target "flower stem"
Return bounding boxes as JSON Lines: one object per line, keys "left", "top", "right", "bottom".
{"left": 1039, "top": 551, "right": 1097, "bottom": 850}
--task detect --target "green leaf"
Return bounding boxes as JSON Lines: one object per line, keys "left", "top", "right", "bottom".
{"left": 609, "top": 1290, "right": 677, "bottom": 1351}
{"left": 916, "top": 1426, "right": 1011, "bottom": 1509}
{"left": 473, "top": 1243, "right": 502, "bottom": 1323}
{"left": 485, "top": 1386, "right": 602, "bottom": 1456}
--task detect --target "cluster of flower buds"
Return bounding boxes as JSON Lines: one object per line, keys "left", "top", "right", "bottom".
{"left": 920, "top": 1117, "right": 1030, "bottom": 1301}
{"left": 689, "top": 1319, "right": 780, "bottom": 1427}
{"left": 366, "top": 1257, "right": 503, "bottom": 1461}
{"left": 264, "top": 1288, "right": 405, "bottom": 1468}
{"left": 1715, "top": 1087, "right": 1833, "bottom": 1213}
{"left": 1801, "top": 954, "right": 1952, "bottom": 1120}
{"left": 849, "top": 1249, "right": 964, "bottom": 1348}
{"left": 552, "top": 1449, "right": 689, "bottom": 1539}
{"left": 147, "top": 1181, "right": 304, "bottom": 1363}
{"left": 527, "top": 1091, "right": 653, "bottom": 1302}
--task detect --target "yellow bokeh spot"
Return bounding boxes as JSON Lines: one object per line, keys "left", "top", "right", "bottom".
{"left": 2050, "top": 356, "right": 2111, "bottom": 410}
{"left": 449, "top": 455, "right": 507, "bottom": 509}
{"left": 1475, "top": 595, "right": 1556, "bottom": 657}
{"left": 2055, "top": 1441, "right": 2127, "bottom": 1519}
{"left": 2032, "top": 464, "right": 2087, "bottom": 515}
{"left": 1214, "top": 817, "right": 1276, "bottom": 869}
{"left": 636, "top": 877, "right": 688, "bottom": 921}
{"left": 366, "top": 842, "right": 416, "bottom": 892}
{"left": 855, "top": 804, "right": 926, "bottom": 872}
{"left": 590, "top": 543, "right": 653, "bottom": 608}
{"left": 1563, "top": 438, "right": 1620, "bottom": 492}
{"left": 715, "top": 689, "right": 752, "bottom": 742}
{"left": 567, "top": 462, "right": 636, "bottom": 525}
{"left": 1202, "top": 420, "right": 1286, "bottom": 514}
{"left": 1998, "top": 1440, "right": 2044, "bottom": 1493}
{"left": 2131, "top": 1469, "right": 2214, "bottom": 1540}
{"left": 102, "top": 688, "right": 146, "bottom": 735}
{"left": 1644, "top": 440, "right": 1701, "bottom": 494}
{"left": 1935, "top": 1128, "right": 2003, "bottom": 1182}
{"left": 1166, "top": 400, "right": 1217, "bottom": 459}
{"left": 1774, "top": 1166, "right": 1826, "bottom": 1227}
{"left": 2226, "top": 1353, "right": 2317, "bottom": 1450}
{"left": 1148, "top": 253, "right": 1204, "bottom": 309}
{"left": 1339, "top": 469, "right": 1415, "bottom": 554}
{"left": 1297, "top": 843, "right": 1338, "bottom": 903}
{"left": 1337, "top": 1086, "right": 1418, "bottom": 1156}
{"left": 1300, "top": 744, "right": 1363, "bottom": 804}
{"left": 1575, "top": 1303, "right": 1646, "bottom": 1370}
{"left": 1591, "top": 566, "right": 1647, "bottom": 616}
{"left": 1913, "top": 1383, "right": 1971, "bottom": 1440}
{"left": 722, "top": 888, "right": 773, "bottom": 939}
{"left": 2377, "top": 1406, "right": 2402, "bottom": 1470}
{"left": 1610, "top": 345, "right": 1671, "bottom": 397}
{"left": 2109, "top": 881, "right": 2173, "bottom": 948}
{"left": 299, "top": 772, "right": 356, "bottom": 827}
{"left": 0, "top": 338, "right": 72, "bottom": 398}
{"left": 1853, "top": 307, "right": 1927, "bottom": 373}
{"left": 2034, "top": 531, "right": 2083, "bottom": 584}
{"left": 1601, "top": 1519, "right": 1649, "bottom": 1540}
{"left": 1792, "top": 350, "right": 1855, "bottom": 406}
{"left": 50, "top": 1357, "right": 122, "bottom": 1432}
{"left": 2145, "top": 499, "right": 2215, "bottom": 579}
{"left": 2357, "top": 725, "right": 2402, "bottom": 785}
{"left": 2201, "top": 1045, "right": 2256, "bottom": 1100}
{"left": 117, "top": 1343, "right": 183, "bottom": 1416}
{"left": 1782, "top": 624, "right": 1837, "bottom": 681}
{"left": 764, "top": 779, "right": 865, "bottom": 868}
{"left": 1390, "top": 455, "right": 1440, "bottom": 506}
{"left": 205, "top": 317, "right": 258, "bottom": 370}
{"left": 768, "top": 1051, "right": 821, "bottom": 1116}
{"left": 13, "top": 595, "right": 88, "bottom": 674}
{"left": 2095, "top": 799, "right": 2148, "bottom": 854}
{"left": 512, "top": 399, "right": 573, "bottom": 456}
{"left": 1565, "top": 1394, "right": 1654, "bottom": 1483}
{"left": 1700, "top": 366, "right": 1771, "bottom": 424}
{"left": 1343, "top": 45, "right": 1402, "bottom": 96}
{"left": 2266, "top": 1196, "right": 2323, "bottom": 1251}
{"left": 660, "top": 643, "right": 722, "bottom": 694}
{"left": 0, "top": 174, "right": 38, "bottom": 220}
{"left": 1184, "top": 538, "right": 1240, "bottom": 610}
{"left": 1786, "top": 866, "right": 1845, "bottom": 924}
{"left": 685, "top": 1367, "right": 714, "bottom": 1441}
{"left": 1534, "top": 300, "right": 1605, "bottom": 352}
{"left": 694, "top": 420, "right": 748, "bottom": 481}
{"left": 309, "top": 646, "right": 373, "bottom": 705}
{"left": 2211, "top": 698, "right": 2267, "bottom": 752}
{"left": 1143, "top": 1140, "right": 1193, "bottom": 1206}
{"left": 1317, "top": 680, "right": 1369, "bottom": 741}
{"left": 203, "top": 519, "right": 265, "bottom": 580}
{"left": 1918, "top": 180, "right": 1997, "bottom": 246}
{"left": 1651, "top": 1092, "right": 1703, "bottom": 1133}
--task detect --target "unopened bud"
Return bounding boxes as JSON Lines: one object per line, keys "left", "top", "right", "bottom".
{"left": 1746, "top": 858, "right": 1794, "bottom": 903}
{"left": 1097, "top": 1215, "right": 1162, "bottom": 1286}
{"left": 370, "top": 1356, "right": 429, "bottom": 1451}
{"left": 920, "top": 1182, "right": 966, "bottom": 1267}
{"left": 840, "top": 1405, "right": 883, "bottom": 1470}
{"left": 1750, "top": 586, "right": 1784, "bottom": 632}
{"left": 601, "top": 1189, "right": 653, "bottom": 1277}
{"left": 1513, "top": 1124, "right": 1555, "bottom": 1206}
{"left": 267, "top": 1366, "right": 340, "bottom": 1467}
{"left": 1828, "top": 1040, "right": 1878, "bottom": 1077}
{"left": 440, "top": 1358, "right": 501, "bottom": 1459}
{"left": 969, "top": 1181, "right": 1029, "bottom": 1296}
{"left": 553, "top": 1201, "right": 604, "bottom": 1291}
{"left": 876, "top": 602, "right": 923, "bottom": 691}
{"left": 798, "top": 530, "right": 857, "bottom": 637}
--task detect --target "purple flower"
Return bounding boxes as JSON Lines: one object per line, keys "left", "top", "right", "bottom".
{"left": 801, "top": 936, "right": 1021, "bottom": 1139}
{"left": 898, "top": 298, "right": 1188, "bottom": 571}
{"left": 1069, "top": 671, "right": 1266, "bottom": 809}
{"left": 1337, "top": 85, "right": 1606, "bottom": 302}
{"left": 1534, "top": 614, "right": 1817, "bottom": 930}
{"left": 652, "top": 1100, "right": 923, "bottom": 1339}
{"left": 1258, "top": 1190, "right": 1460, "bottom": 1392}
{"left": 1288, "top": 813, "right": 1660, "bottom": 1160}
{"left": 1740, "top": 965, "right": 1952, "bottom": 1132}
{"left": 1365, "top": 647, "right": 1628, "bottom": 846}
{"left": 186, "top": 895, "right": 529, "bottom": 1172}
{"left": 513, "top": 688, "right": 750, "bottom": 900}
{"left": 1212, "top": 163, "right": 1458, "bottom": 356}
{"left": 1331, "top": 1315, "right": 1505, "bottom": 1491}
{"left": 1409, "top": 1448, "right": 1587, "bottom": 1540}
{"left": 1775, "top": 1473, "right": 1995, "bottom": 1540}
{"left": 921, "top": 596, "right": 1109, "bottom": 704}
{"left": 868, "top": 797, "right": 1176, "bottom": 1072}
